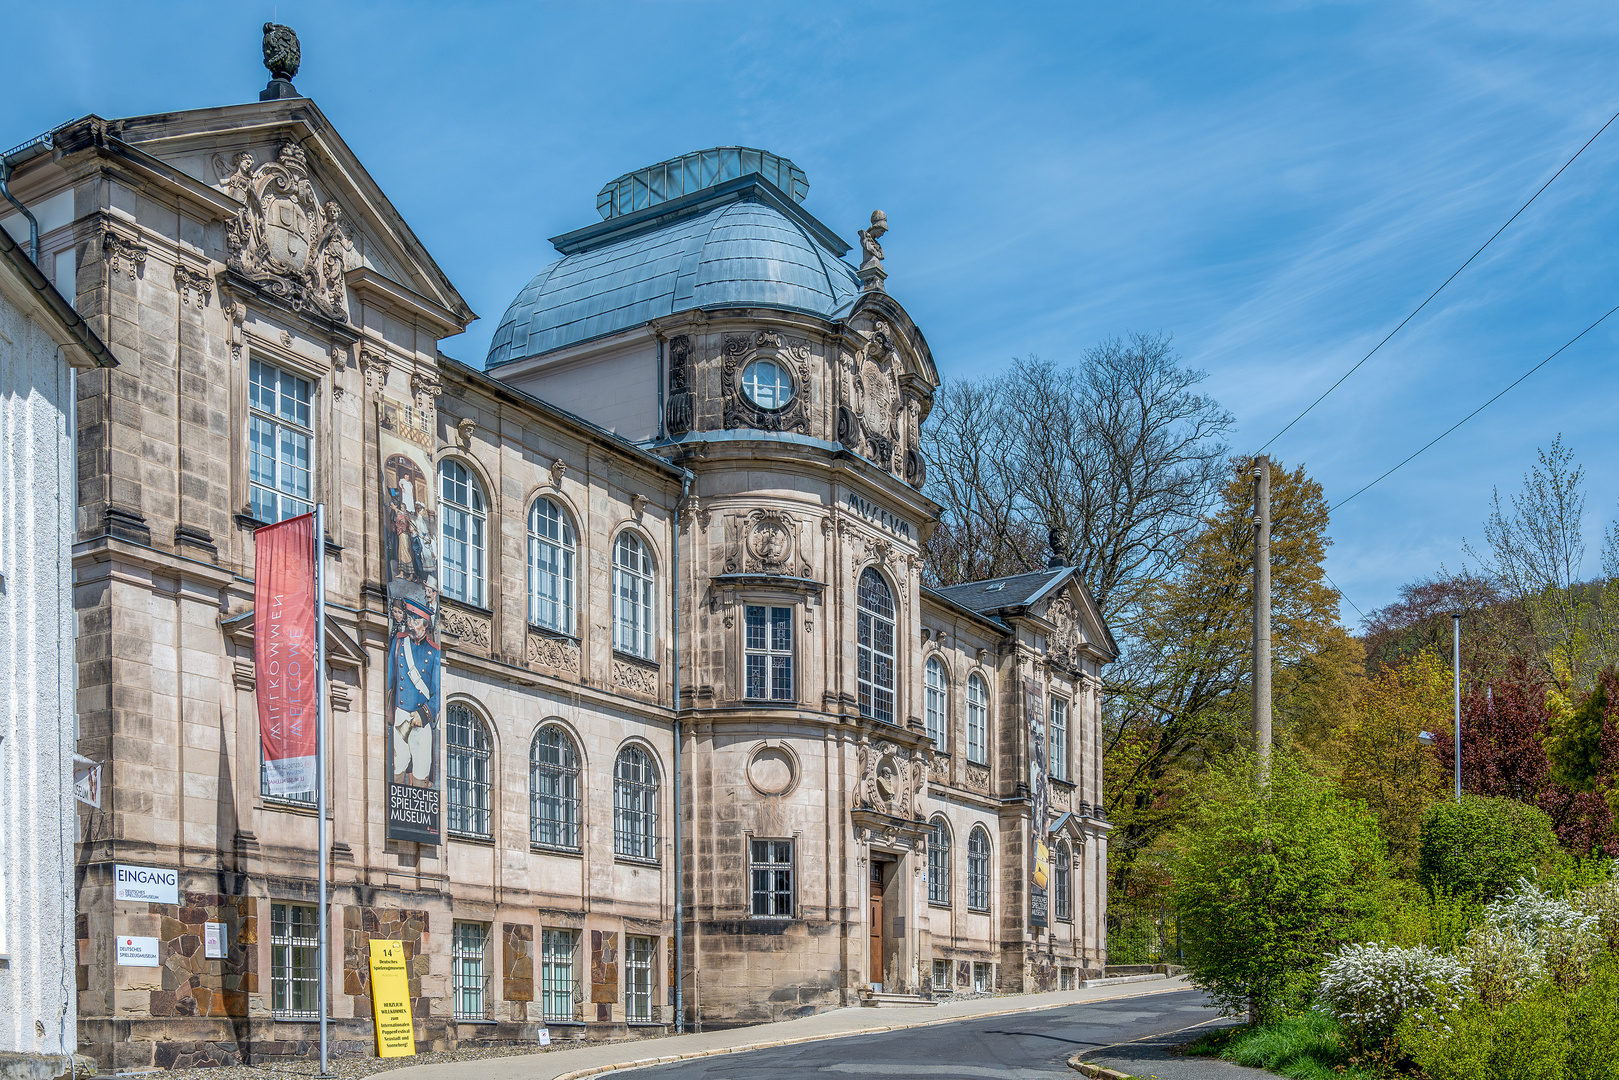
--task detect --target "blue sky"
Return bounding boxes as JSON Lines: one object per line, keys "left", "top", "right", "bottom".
{"left": 11, "top": 1, "right": 1619, "bottom": 623}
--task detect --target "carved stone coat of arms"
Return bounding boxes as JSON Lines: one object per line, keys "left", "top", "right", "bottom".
{"left": 222, "top": 143, "right": 356, "bottom": 322}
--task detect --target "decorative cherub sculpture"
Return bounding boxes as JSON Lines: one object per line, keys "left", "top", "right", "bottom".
{"left": 858, "top": 210, "right": 888, "bottom": 272}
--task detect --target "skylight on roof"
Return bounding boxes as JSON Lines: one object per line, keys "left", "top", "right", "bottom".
{"left": 596, "top": 148, "right": 809, "bottom": 220}
{"left": 986, "top": 583, "right": 1005, "bottom": 592}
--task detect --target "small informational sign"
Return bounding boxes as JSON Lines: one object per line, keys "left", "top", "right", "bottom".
{"left": 204, "top": 923, "right": 228, "bottom": 959}
{"left": 114, "top": 864, "right": 179, "bottom": 905}
{"left": 368, "top": 940, "right": 416, "bottom": 1057}
{"left": 116, "top": 937, "right": 160, "bottom": 967}
{"left": 73, "top": 755, "right": 102, "bottom": 809}
{"left": 537, "top": 1028, "right": 551, "bottom": 1047}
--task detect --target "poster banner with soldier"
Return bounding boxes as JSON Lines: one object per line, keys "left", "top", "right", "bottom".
{"left": 379, "top": 398, "right": 441, "bottom": 844}
{"left": 1025, "top": 677, "right": 1050, "bottom": 928}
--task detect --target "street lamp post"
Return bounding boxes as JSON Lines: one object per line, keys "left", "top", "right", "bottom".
{"left": 1452, "top": 612, "right": 1462, "bottom": 801}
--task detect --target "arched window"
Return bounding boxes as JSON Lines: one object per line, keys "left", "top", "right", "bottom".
{"left": 528, "top": 498, "right": 577, "bottom": 634}
{"left": 446, "top": 704, "right": 492, "bottom": 838}
{"left": 966, "top": 674, "right": 989, "bottom": 765}
{"left": 1054, "top": 841, "right": 1072, "bottom": 921}
{"left": 928, "top": 816, "right": 951, "bottom": 906}
{"left": 924, "top": 657, "right": 948, "bottom": 747}
{"left": 614, "top": 746, "right": 659, "bottom": 861}
{"left": 530, "top": 724, "right": 580, "bottom": 850}
{"left": 967, "top": 826, "right": 992, "bottom": 912}
{"left": 613, "top": 532, "right": 655, "bottom": 659}
{"left": 857, "top": 568, "right": 896, "bottom": 723}
{"left": 440, "top": 460, "right": 486, "bottom": 607}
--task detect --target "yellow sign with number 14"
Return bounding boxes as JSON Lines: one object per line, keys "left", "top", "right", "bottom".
{"left": 368, "top": 940, "right": 416, "bottom": 1057}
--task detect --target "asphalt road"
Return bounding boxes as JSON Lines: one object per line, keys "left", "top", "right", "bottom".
{"left": 621, "top": 988, "right": 1261, "bottom": 1080}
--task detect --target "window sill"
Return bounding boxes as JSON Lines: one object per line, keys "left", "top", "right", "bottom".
{"left": 626, "top": 1020, "right": 666, "bottom": 1027}
{"left": 749, "top": 914, "right": 794, "bottom": 921}
{"left": 448, "top": 831, "right": 494, "bottom": 846}
{"left": 613, "top": 649, "right": 659, "bottom": 668}
{"left": 542, "top": 1019, "right": 585, "bottom": 1028}
{"left": 262, "top": 797, "right": 319, "bottom": 816}
{"left": 531, "top": 844, "right": 584, "bottom": 858}
{"left": 455, "top": 1017, "right": 498, "bottom": 1025}
{"left": 967, "top": 907, "right": 991, "bottom": 915}
{"left": 740, "top": 698, "right": 801, "bottom": 708}
{"left": 614, "top": 855, "right": 662, "bottom": 869}
{"left": 1051, "top": 777, "right": 1076, "bottom": 790}
{"left": 929, "top": 902, "right": 953, "bottom": 910}
{"left": 530, "top": 624, "right": 580, "bottom": 643}
{"left": 444, "top": 597, "right": 495, "bottom": 618}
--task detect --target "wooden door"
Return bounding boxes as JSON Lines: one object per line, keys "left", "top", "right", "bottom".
{"left": 869, "top": 862, "right": 885, "bottom": 985}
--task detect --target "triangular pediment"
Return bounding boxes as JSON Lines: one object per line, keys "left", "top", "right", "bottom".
{"left": 1034, "top": 574, "right": 1118, "bottom": 665}
{"left": 92, "top": 101, "right": 473, "bottom": 331}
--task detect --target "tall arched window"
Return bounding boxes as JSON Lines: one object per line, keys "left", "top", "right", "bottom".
{"left": 967, "top": 826, "right": 992, "bottom": 912}
{"left": 1054, "top": 841, "right": 1072, "bottom": 921}
{"left": 528, "top": 498, "right": 576, "bottom": 634}
{"left": 966, "top": 674, "right": 989, "bottom": 765}
{"left": 857, "top": 568, "right": 896, "bottom": 723}
{"left": 924, "top": 657, "right": 947, "bottom": 747}
{"left": 530, "top": 724, "right": 580, "bottom": 850}
{"left": 928, "top": 816, "right": 951, "bottom": 906}
{"left": 446, "top": 704, "right": 492, "bottom": 838}
{"left": 613, "top": 532, "right": 655, "bottom": 659}
{"left": 440, "top": 460, "right": 486, "bottom": 607}
{"left": 614, "top": 746, "right": 659, "bottom": 861}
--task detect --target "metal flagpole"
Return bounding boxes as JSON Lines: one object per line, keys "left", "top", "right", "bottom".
{"left": 315, "top": 503, "right": 330, "bottom": 1075}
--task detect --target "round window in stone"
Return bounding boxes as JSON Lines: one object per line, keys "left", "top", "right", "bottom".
{"left": 741, "top": 359, "right": 794, "bottom": 410}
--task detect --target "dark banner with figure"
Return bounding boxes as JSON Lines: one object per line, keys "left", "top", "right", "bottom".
{"left": 380, "top": 398, "right": 442, "bottom": 844}
{"left": 1026, "top": 677, "right": 1049, "bottom": 928}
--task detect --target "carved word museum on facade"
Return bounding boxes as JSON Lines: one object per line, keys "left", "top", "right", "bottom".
{"left": 2, "top": 45, "right": 1116, "bottom": 1068}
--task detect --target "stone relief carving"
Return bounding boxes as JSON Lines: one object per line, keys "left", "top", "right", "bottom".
{"left": 903, "top": 392, "right": 926, "bottom": 489}
{"left": 359, "top": 348, "right": 390, "bottom": 393}
{"left": 548, "top": 459, "right": 567, "bottom": 487}
{"left": 855, "top": 739, "right": 926, "bottom": 820}
{"left": 965, "top": 763, "right": 991, "bottom": 792}
{"left": 721, "top": 331, "right": 811, "bottom": 434}
{"left": 665, "top": 334, "right": 694, "bottom": 436}
{"left": 839, "top": 325, "right": 902, "bottom": 473}
{"left": 526, "top": 632, "right": 581, "bottom": 674}
{"left": 103, "top": 229, "right": 147, "bottom": 279}
{"left": 613, "top": 659, "right": 658, "bottom": 697}
{"left": 928, "top": 754, "right": 949, "bottom": 783}
{"left": 742, "top": 509, "right": 795, "bottom": 573}
{"left": 221, "top": 143, "right": 357, "bottom": 322}
{"left": 857, "top": 210, "right": 887, "bottom": 293}
{"left": 439, "top": 606, "right": 491, "bottom": 649}
{"left": 456, "top": 417, "right": 477, "bottom": 448}
{"left": 1046, "top": 595, "right": 1084, "bottom": 670}
{"left": 411, "top": 370, "right": 441, "bottom": 414}
{"left": 173, "top": 264, "right": 213, "bottom": 308}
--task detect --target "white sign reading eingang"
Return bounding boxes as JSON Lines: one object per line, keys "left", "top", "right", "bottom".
{"left": 114, "top": 864, "right": 178, "bottom": 905}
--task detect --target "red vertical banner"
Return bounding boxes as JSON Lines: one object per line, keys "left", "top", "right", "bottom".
{"left": 255, "top": 512, "right": 320, "bottom": 801}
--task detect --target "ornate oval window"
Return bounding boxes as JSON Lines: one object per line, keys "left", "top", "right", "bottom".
{"left": 740, "top": 359, "right": 794, "bottom": 410}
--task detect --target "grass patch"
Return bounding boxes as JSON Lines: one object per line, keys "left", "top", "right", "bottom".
{"left": 1181, "top": 1012, "right": 1381, "bottom": 1080}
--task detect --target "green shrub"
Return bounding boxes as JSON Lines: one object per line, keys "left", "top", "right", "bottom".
{"left": 1371, "top": 878, "right": 1480, "bottom": 953}
{"left": 1568, "top": 954, "right": 1619, "bottom": 1080}
{"left": 1401, "top": 982, "right": 1585, "bottom": 1080}
{"left": 1184, "top": 1012, "right": 1380, "bottom": 1080}
{"left": 1417, "top": 794, "right": 1562, "bottom": 900}
{"left": 1577, "top": 870, "right": 1619, "bottom": 953}
{"left": 1170, "top": 754, "right": 1384, "bottom": 1023}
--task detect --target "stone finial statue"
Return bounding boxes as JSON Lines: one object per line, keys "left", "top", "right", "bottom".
{"left": 1048, "top": 526, "right": 1068, "bottom": 569}
{"left": 261, "top": 23, "right": 302, "bottom": 100}
{"left": 858, "top": 210, "right": 888, "bottom": 292}
{"left": 263, "top": 23, "right": 301, "bottom": 81}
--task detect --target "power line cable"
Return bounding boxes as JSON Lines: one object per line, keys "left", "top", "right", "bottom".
{"left": 1324, "top": 570, "right": 1365, "bottom": 621}
{"left": 1329, "top": 298, "right": 1619, "bottom": 514}
{"left": 1257, "top": 104, "right": 1619, "bottom": 454}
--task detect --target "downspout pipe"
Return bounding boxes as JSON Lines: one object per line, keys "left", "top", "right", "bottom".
{"left": 672, "top": 467, "right": 693, "bottom": 1032}
{"left": 0, "top": 158, "right": 41, "bottom": 265}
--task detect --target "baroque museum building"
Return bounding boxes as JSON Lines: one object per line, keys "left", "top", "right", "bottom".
{"left": 1, "top": 48, "right": 1115, "bottom": 1070}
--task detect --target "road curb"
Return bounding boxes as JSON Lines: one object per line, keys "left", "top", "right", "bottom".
{"left": 549, "top": 980, "right": 1190, "bottom": 1080}
{"left": 1067, "top": 1059, "right": 1131, "bottom": 1079}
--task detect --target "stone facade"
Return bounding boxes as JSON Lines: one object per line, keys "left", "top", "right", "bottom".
{"left": 0, "top": 65, "right": 1113, "bottom": 1069}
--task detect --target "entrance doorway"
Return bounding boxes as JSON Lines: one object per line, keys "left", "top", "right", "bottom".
{"left": 869, "top": 860, "right": 887, "bottom": 989}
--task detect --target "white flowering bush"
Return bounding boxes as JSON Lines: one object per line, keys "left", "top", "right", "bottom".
{"left": 1481, "top": 878, "right": 1593, "bottom": 949}
{"left": 1577, "top": 871, "right": 1619, "bottom": 953}
{"left": 1316, "top": 943, "right": 1471, "bottom": 1055}
{"left": 1462, "top": 922, "right": 1545, "bottom": 1007}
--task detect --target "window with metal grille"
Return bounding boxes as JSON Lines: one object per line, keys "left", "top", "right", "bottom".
{"left": 1061, "top": 967, "right": 1075, "bottom": 990}
{"left": 625, "top": 935, "right": 657, "bottom": 1022}
{"left": 446, "top": 704, "right": 492, "bottom": 838}
{"left": 270, "top": 903, "right": 319, "bottom": 1018}
{"left": 966, "top": 674, "right": 989, "bottom": 765}
{"left": 614, "top": 746, "right": 659, "bottom": 861}
{"left": 528, "top": 498, "right": 576, "bottom": 634}
{"left": 967, "top": 827, "right": 991, "bottom": 912}
{"left": 540, "top": 928, "right": 577, "bottom": 1023}
{"left": 932, "top": 959, "right": 950, "bottom": 991}
{"left": 745, "top": 606, "right": 794, "bottom": 701}
{"left": 856, "top": 569, "right": 895, "bottom": 723}
{"left": 530, "top": 724, "right": 580, "bottom": 850}
{"left": 924, "top": 657, "right": 947, "bottom": 746}
{"left": 452, "top": 921, "right": 488, "bottom": 1020}
{"left": 750, "top": 839, "right": 794, "bottom": 917}
{"left": 973, "top": 961, "right": 991, "bottom": 993}
{"left": 1049, "top": 697, "right": 1068, "bottom": 782}
{"left": 613, "top": 532, "right": 655, "bottom": 659}
{"left": 927, "top": 817, "right": 951, "bottom": 906}
{"left": 1054, "top": 842, "right": 1072, "bottom": 922}
{"left": 440, "top": 460, "right": 486, "bottom": 607}
{"left": 248, "top": 359, "right": 313, "bottom": 524}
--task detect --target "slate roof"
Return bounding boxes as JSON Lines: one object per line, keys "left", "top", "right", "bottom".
{"left": 931, "top": 568, "right": 1072, "bottom": 614}
{"left": 486, "top": 172, "right": 860, "bottom": 367}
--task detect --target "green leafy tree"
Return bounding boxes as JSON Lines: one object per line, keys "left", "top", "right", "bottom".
{"left": 1417, "top": 794, "right": 1562, "bottom": 900}
{"left": 1171, "top": 754, "right": 1384, "bottom": 1024}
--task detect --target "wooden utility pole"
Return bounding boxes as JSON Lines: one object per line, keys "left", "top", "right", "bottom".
{"left": 1252, "top": 456, "right": 1272, "bottom": 780}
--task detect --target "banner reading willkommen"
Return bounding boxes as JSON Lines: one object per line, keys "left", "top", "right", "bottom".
{"left": 379, "top": 398, "right": 442, "bottom": 843}
{"left": 254, "top": 512, "right": 319, "bottom": 801}
{"left": 1025, "top": 677, "right": 1050, "bottom": 928}
{"left": 368, "top": 939, "right": 416, "bottom": 1057}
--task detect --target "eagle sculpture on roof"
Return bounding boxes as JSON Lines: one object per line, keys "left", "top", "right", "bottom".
{"left": 262, "top": 22, "right": 300, "bottom": 82}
